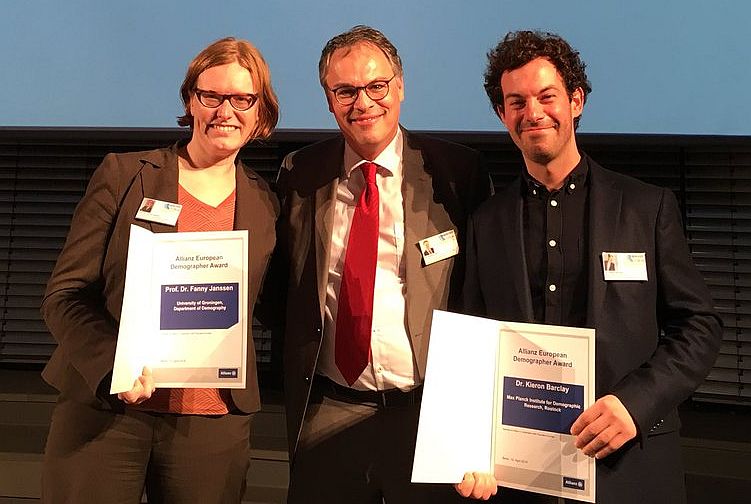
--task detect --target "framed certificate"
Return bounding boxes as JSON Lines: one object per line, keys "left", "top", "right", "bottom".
{"left": 110, "top": 225, "right": 248, "bottom": 393}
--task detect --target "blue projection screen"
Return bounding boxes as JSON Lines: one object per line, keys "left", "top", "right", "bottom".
{"left": 1, "top": 0, "right": 748, "bottom": 135}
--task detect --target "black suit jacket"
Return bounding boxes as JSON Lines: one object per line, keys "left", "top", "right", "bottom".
{"left": 270, "top": 129, "right": 491, "bottom": 460}
{"left": 463, "top": 154, "right": 722, "bottom": 503}
{"left": 42, "top": 143, "right": 278, "bottom": 414}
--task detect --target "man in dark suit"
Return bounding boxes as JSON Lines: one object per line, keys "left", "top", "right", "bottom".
{"left": 462, "top": 31, "right": 722, "bottom": 503}
{"left": 272, "top": 25, "right": 494, "bottom": 503}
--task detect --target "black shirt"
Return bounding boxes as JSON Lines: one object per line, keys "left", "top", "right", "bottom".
{"left": 521, "top": 157, "right": 590, "bottom": 326}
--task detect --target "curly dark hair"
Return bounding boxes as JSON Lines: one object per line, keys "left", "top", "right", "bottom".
{"left": 484, "top": 31, "right": 591, "bottom": 129}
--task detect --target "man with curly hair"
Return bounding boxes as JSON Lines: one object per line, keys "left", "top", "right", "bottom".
{"left": 461, "top": 31, "right": 721, "bottom": 503}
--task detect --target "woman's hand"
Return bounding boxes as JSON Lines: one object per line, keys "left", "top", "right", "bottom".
{"left": 117, "top": 366, "right": 156, "bottom": 404}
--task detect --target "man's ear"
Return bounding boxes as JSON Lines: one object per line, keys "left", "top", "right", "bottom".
{"left": 326, "top": 91, "right": 335, "bottom": 113}
{"left": 395, "top": 75, "right": 405, "bottom": 102}
{"left": 494, "top": 103, "right": 504, "bottom": 120}
{"left": 570, "top": 87, "right": 584, "bottom": 119}
{"left": 495, "top": 103, "right": 508, "bottom": 126}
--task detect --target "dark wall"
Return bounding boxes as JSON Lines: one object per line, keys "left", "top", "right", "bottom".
{"left": 0, "top": 128, "right": 749, "bottom": 405}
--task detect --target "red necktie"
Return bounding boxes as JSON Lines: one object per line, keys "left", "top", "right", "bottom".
{"left": 335, "top": 162, "right": 379, "bottom": 385}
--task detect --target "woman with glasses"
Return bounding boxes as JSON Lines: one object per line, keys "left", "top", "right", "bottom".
{"left": 40, "top": 37, "right": 279, "bottom": 504}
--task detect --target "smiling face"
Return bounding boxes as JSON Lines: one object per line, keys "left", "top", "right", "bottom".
{"left": 498, "top": 57, "right": 583, "bottom": 170}
{"left": 324, "top": 42, "right": 404, "bottom": 160}
{"left": 187, "top": 61, "right": 259, "bottom": 163}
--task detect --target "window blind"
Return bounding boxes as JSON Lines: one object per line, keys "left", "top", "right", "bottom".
{"left": 1, "top": 128, "right": 748, "bottom": 404}
{"left": 684, "top": 149, "right": 751, "bottom": 403}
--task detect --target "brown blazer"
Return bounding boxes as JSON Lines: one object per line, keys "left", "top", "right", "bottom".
{"left": 41, "top": 143, "right": 278, "bottom": 414}
{"left": 271, "top": 129, "right": 492, "bottom": 459}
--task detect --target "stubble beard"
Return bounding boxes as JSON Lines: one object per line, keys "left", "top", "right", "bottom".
{"left": 527, "top": 146, "right": 556, "bottom": 165}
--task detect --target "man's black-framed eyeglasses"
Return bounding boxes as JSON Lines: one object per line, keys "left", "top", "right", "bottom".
{"left": 329, "top": 75, "right": 396, "bottom": 106}
{"left": 194, "top": 88, "right": 258, "bottom": 111}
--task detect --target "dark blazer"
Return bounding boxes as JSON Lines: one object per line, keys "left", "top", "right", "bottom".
{"left": 42, "top": 143, "right": 278, "bottom": 414}
{"left": 272, "top": 129, "right": 491, "bottom": 459}
{"left": 463, "top": 155, "right": 722, "bottom": 503}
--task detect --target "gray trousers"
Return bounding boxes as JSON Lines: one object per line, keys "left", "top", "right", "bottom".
{"left": 287, "top": 380, "right": 468, "bottom": 504}
{"left": 42, "top": 394, "right": 252, "bottom": 504}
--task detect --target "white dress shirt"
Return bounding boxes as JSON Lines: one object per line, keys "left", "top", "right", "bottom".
{"left": 317, "top": 129, "right": 417, "bottom": 391}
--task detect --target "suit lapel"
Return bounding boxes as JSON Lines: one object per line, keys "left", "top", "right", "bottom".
{"left": 402, "top": 135, "right": 431, "bottom": 340}
{"left": 402, "top": 141, "right": 430, "bottom": 252}
{"left": 586, "top": 160, "right": 621, "bottom": 328}
{"left": 234, "top": 161, "right": 263, "bottom": 234}
{"left": 234, "top": 165, "right": 253, "bottom": 233}
{"left": 138, "top": 147, "right": 179, "bottom": 234}
{"left": 502, "top": 181, "right": 535, "bottom": 320}
{"left": 314, "top": 144, "right": 343, "bottom": 318}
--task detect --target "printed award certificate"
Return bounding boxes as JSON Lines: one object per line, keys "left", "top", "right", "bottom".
{"left": 494, "top": 321, "right": 595, "bottom": 501}
{"left": 110, "top": 225, "right": 248, "bottom": 393}
{"left": 412, "top": 310, "right": 596, "bottom": 502}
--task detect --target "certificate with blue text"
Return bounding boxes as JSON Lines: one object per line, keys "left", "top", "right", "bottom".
{"left": 110, "top": 225, "right": 248, "bottom": 393}
{"left": 412, "top": 311, "right": 596, "bottom": 502}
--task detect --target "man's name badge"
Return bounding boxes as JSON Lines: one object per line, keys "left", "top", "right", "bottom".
{"left": 135, "top": 198, "right": 182, "bottom": 226}
{"left": 419, "top": 229, "right": 459, "bottom": 266}
{"left": 602, "top": 252, "right": 648, "bottom": 281}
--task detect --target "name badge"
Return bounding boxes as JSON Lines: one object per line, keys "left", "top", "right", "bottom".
{"left": 419, "top": 229, "right": 459, "bottom": 266}
{"left": 602, "top": 252, "right": 648, "bottom": 281}
{"left": 135, "top": 197, "right": 182, "bottom": 226}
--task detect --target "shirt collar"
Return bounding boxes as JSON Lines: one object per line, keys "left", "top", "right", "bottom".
{"left": 343, "top": 128, "right": 403, "bottom": 179}
{"left": 521, "top": 155, "right": 589, "bottom": 198}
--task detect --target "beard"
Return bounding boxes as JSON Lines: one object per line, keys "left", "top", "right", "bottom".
{"left": 512, "top": 119, "right": 572, "bottom": 167}
{"left": 526, "top": 146, "right": 556, "bottom": 165}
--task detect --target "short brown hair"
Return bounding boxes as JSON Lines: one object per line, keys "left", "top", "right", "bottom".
{"left": 318, "top": 25, "right": 403, "bottom": 87}
{"left": 178, "top": 37, "right": 279, "bottom": 140}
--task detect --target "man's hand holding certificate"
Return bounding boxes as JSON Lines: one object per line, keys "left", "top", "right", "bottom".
{"left": 110, "top": 225, "right": 249, "bottom": 393}
{"left": 571, "top": 394, "right": 637, "bottom": 460}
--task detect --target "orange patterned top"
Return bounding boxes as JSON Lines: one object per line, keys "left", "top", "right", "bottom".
{"left": 139, "top": 185, "right": 236, "bottom": 415}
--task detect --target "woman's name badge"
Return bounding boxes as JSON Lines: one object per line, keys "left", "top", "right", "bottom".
{"left": 602, "top": 252, "right": 648, "bottom": 281}
{"left": 135, "top": 198, "right": 182, "bottom": 226}
{"left": 419, "top": 230, "right": 459, "bottom": 266}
